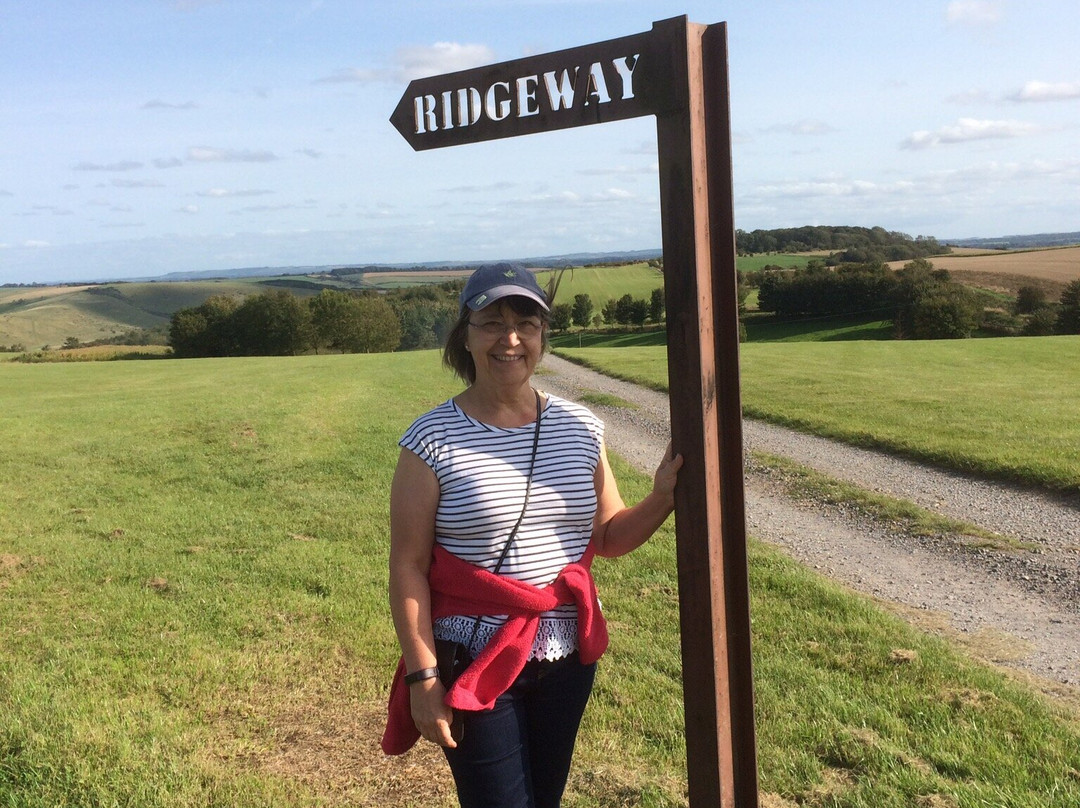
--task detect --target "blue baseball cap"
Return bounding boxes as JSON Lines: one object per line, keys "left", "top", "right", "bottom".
{"left": 460, "top": 263, "right": 549, "bottom": 312}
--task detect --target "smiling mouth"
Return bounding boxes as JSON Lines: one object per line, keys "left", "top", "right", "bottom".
{"left": 492, "top": 355, "right": 523, "bottom": 362}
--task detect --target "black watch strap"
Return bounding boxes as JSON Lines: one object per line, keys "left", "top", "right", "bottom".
{"left": 404, "top": 666, "right": 439, "bottom": 686}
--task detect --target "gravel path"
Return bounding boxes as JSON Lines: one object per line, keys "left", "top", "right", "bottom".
{"left": 538, "top": 354, "right": 1080, "bottom": 690}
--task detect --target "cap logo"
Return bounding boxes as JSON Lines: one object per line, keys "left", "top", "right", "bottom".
{"left": 503, "top": 269, "right": 516, "bottom": 278}
{"left": 473, "top": 293, "right": 488, "bottom": 306}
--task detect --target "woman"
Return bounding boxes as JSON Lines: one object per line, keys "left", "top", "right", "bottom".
{"left": 382, "top": 263, "right": 682, "bottom": 808}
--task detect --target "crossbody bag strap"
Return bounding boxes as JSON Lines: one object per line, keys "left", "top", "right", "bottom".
{"left": 465, "top": 389, "right": 542, "bottom": 649}
{"left": 489, "top": 388, "right": 542, "bottom": 576}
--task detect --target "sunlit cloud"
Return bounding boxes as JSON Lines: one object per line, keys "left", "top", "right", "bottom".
{"left": 110, "top": 178, "right": 165, "bottom": 188}
{"left": 395, "top": 42, "right": 496, "bottom": 81}
{"left": 442, "top": 181, "right": 516, "bottom": 193}
{"left": 1008, "top": 81, "right": 1080, "bottom": 103}
{"left": 142, "top": 99, "right": 198, "bottom": 110}
{"left": 312, "top": 41, "right": 495, "bottom": 86}
{"left": 197, "top": 188, "right": 274, "bottom": 198}
{"left": 312, "top": 67, "right": 383, "bottom": 85}
{"left": 760, "top": 120, "right": 835, "bottom": 136}
{"left": 946, "top": 89, "right": 992, "bottom": 105}
{"left": 187, "top": 146, "right": 278, "bottom": 163}
{"left": 901, "top": 118, "right": 1040, "bottom": 149}
{"left": 73, "top": 160, "right": 143, "bottom": 172}
{"left": 946, "top": 1, "right": 1001, "bottom": 26}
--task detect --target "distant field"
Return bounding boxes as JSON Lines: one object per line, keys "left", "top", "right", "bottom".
{"left": 891, "top": 245, "right": 1080, "bottom": 292}
{"left": 0, "top": 278, "right": 306, "bottom": 348}
{"left": 538, "top": 263, "right": 664, "bottom": 305}
{"left": 736, "top": 253, "right": 825, "bottom": 272}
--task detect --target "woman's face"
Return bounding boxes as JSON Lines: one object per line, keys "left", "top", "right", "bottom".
{"left": 466, "top": 300, "right": 546, "bottom": 389}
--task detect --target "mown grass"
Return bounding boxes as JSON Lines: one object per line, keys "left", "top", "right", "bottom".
{"left": 537, "top": 263, "right": 664, "bottom": 306}
{"left": 1, "top": 355, "right": 1079, "bottom": 806}
{"left": 555, "top": 336, "right": 1080, "bottom": 495}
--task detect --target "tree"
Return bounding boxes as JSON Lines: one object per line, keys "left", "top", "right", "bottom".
{"left": 601, "top": 298, "right": 618, "bottom": 325}
{"left": 353, "top": 296, "right": 402, "bottom": 352}
{"left": 614, "top": 293, "right": 635, "bottom": 325}
{"left": 1015, "top": 285, "right": 1048, "bottom": 315}
{"left": 310, "top": 290, "right": 401, "bottom": 353}
{"left": 168, "top": 294, "right": 241, "bottom": 357}
{"left": 1023, "top": 307, "right": 1058, "bottom": 337}
{"left": 1057, "top": 279, "right": 1080, "bottom": 334}
{"left": 629, "top": 298, "right": 649, "bottom": 328}
{"left": 230, "top": 290, "right": 312, "bottom": 355}
{"left": 571, "top": 293, "right": 594, "bottom": 328}
{"left": 550, "top": 303, "right": 573, "bottom": 332}
{"left": 908, "top": 286, "right": 982, "bottom": 339}
{"left": 649, "top": 287, "right": 665, "bottom": 322}
{"left": 309, "top": 289, "right": 357, "bottom": 353}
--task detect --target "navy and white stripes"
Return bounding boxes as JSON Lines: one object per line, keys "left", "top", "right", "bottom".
{"left": 399, "top": 393, "right": 603, "bottom": 660}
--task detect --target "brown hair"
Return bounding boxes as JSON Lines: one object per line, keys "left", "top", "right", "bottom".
{"left": 442, "top": 296, "right": 550, "bottom": 384}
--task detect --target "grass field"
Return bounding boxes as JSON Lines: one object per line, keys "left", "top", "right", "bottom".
{"left": 537, "top": 263, "right": 664, "bottom": 306}
{"left": 555, "top": 335, "right": 1080, "bottom": 494}
{"left": 0, "top": 280, "right": 271, "bottom": 349}
{"left": 2, "top": 354, "right": 1079, "bottom": 807}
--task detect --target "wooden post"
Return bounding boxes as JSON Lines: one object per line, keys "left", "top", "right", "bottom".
{"left": 656, "top": 17, "right": 759, "bottom": 806}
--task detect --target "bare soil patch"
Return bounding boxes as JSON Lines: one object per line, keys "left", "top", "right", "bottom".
{"left": 889, "top": 245, "right": 1080, "bottom": 285}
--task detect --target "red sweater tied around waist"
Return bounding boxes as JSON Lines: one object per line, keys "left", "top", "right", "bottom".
{"left": 381, "top": 543, "right": 609, "bottom": 755}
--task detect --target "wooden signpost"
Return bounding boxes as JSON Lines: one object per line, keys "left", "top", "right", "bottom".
{"left": 392, "top": 16, "right": 759, "bottom": 807}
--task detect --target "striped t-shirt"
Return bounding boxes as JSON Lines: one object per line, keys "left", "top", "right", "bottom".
{"left": 398, "top": 392, "right": 604, "bottom": 661}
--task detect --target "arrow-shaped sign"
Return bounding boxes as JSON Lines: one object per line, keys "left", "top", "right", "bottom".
{"left": 390, "top": 25, "right": 676, "bottom": 151}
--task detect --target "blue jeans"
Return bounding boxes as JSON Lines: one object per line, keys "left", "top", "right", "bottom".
{"left": 443, "top": 653, "right": 597, "bottom": 808}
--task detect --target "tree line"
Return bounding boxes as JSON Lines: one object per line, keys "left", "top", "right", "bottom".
{"left": 168, "top": 289, "right": 403, "bottom": 358}
{"left": 164, "top": 264, "right": 1079, "bottom": 357}
{"left": 166, "top": 282, "right": 667, "bottom": 358}
{"left": 736, "top": 225, "right": 947, "bottom": 264}
{"left": 753, "top": 259, "right": 1080, "bottom": 339}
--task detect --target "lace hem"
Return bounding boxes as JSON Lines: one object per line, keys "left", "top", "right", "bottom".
{"left": 434, "top": 614, "right": 579, "bottom": 662}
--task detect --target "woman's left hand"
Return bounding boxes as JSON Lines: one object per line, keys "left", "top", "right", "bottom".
{"left": 653, "top": 442, "right": 683, "bottom": 508}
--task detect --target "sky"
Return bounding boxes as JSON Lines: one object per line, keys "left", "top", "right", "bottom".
{"left": 2, "top": 0, "right": 1078, "bottom": 285}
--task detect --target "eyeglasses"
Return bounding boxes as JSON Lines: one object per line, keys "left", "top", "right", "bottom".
{"left": 468, "top": 320, "right": 543, "bottom": 338}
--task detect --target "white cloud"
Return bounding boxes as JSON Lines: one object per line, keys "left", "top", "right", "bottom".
{"left": 1009, "top": 81, "right": 1080, "bottom": 103}
{"left": 111, "top": 178, "right": 165, "bottom": 188}
{"left": 73, "top": 160, "right": 144, "bottom": 172}
{"left": 313, "top": 67, "right": 383, "bottom": 85}
{"left": 947, "top": 89, "right": 993, "bottom": 105}
{"left": 578, "top": 164, "right": 657, "bottom": 177}
{"left": 312, "top": 42, "right": 495, "bottom": 86}
{"left": 178, "top": 205, "right": 199, "bottom": 214}
{"left": 761, "top": 120, "right": 835, "bottom": 136}
{"left": 154, "top": 157, "right": 185, "bottom": 169}
{"left": 23, "top": 240, "right": 50, "bottom": 248}
{"left": 901, "top": 118, "right": 1040, "bottom": 149}
{"left": 142, "top": 99, "right": 198, "bottom": 110}
{"left": 442, "top": 181, "right": 516, "bottom": 193}
{"left": 187, "top": 146, "right": 278, "bottom": 163}
{"left": 946, "top": 1, "right": 1001, "bottom": 26}
{"left": 197, "top": 188, "right": 274, "bottom": 198}
{"left": 395, "top": 42, "right": 497, "bottom": 81}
